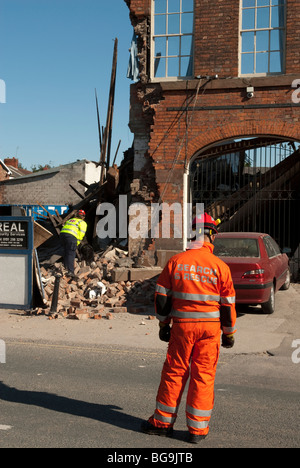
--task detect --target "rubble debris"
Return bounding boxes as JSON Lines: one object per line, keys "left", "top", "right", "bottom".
{"left": 35, "top": 247, "right": 159, "bottom": 321}
{"left": 35, "top": 145, "right": 134, "bottom": 265}
{"left": 27, "top": 41, "right": 156, "bottom": 317}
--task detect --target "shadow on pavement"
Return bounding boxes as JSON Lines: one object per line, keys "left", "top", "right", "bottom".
{"left": 0, "top": 380, "right": 143, "bottom": 433}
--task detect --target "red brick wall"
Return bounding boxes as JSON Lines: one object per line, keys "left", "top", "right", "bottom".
{"left": 126, "top": 0, "right": 300, "bottom": 77}
{"left": 194, "top": 0, "right": 239, "bottom": 77}
{"left": 0, "top": 165, "right": 9, "bottom": 182}
{"left": 286, "top": 0, "right": 300, "bottom": 73}
{"left": 195, "top": 0, "right": 300, "bottom": 77}
{"left": 0, "top": 165, "right": 8, "bottom": 203}
{"left": 125, "top": 0, "right": 300, "bottom": 258}
{"left": 125, "top": 0, "right": 150, "bottom": 19}
{"left": 149, "top": 83, "right": 299, "bottom": 197}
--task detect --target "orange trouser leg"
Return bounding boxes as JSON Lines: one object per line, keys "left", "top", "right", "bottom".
{"left": 149, "top": 323, "right": 193, "bottom": 428}
{"left": 186, "top": 323, "right": 221, "bottom": 435}
{"left": 149, "top": 322, "right": 221, "bottom": 435}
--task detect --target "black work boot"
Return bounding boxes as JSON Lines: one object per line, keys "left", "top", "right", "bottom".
{"left": 141, "top": 421, "right": 173, "bottom": 438}
{"left": 186, "top": 433, "right": 207, "bottom": 444}
{"left": 66, "top": 271, "right": 78, "bottom": 280}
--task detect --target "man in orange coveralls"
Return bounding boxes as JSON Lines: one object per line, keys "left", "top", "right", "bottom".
{"left": 141, "top": 213, "right": 237, "bottom": 444}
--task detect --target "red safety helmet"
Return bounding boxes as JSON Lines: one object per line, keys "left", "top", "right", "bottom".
{"left": 78, "top": 210, "right": 86, "bottom": 217}
{"left": 192, "top": 213, "right": 220, "bottom": 236}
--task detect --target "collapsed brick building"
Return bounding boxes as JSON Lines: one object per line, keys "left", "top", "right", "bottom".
{"left": 125, "top": 0, "right": 300, "bottom": 278}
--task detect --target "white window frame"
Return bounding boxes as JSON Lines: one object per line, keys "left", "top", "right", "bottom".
{"left": 239, "top": 0, "right": 287, "bottom": 77}
{"left": 150, "top": 0, "right": 195, "bottom": 82}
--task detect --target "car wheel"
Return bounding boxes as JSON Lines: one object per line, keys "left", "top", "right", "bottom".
{"left": 280, "top": 268, "right": 291, "bottom": 291}
{"left": 262, "top": 285, "right": 275, "bottom": 314}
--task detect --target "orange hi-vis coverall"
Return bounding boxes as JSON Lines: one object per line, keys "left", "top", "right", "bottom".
{"left": 148, "top": 242, "right": 237, "bottom": 436}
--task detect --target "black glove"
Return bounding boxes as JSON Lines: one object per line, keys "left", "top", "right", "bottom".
{"left": 159, "top": 323, "right": 171, "bottom": 343}
{"left": 222, "top": 334, "right": 235, "bottom": 349}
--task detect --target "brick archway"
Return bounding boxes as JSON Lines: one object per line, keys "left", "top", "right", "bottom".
{"left": 187, "top": 121, "right": 300, "bottom": 164}
{"left": 187, "top": 121, "right": 300, "bottom": 277}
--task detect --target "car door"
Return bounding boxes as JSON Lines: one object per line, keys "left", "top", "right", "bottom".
{"left": 263, "top": 236, "right": 283, "bottom": 292}
{"left": 268, "top": 236, "right": 288, "bottom": 289}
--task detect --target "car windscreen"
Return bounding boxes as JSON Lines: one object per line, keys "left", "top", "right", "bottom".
{"left": 214, "top": 238, "right": 260, "bottom": 257}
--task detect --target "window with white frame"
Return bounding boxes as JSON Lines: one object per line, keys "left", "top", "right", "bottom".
{"left": 240, "top": 0, "right": 286, "bottom": 76}
{"left": 152, "top": 0, "right": 194, "bottom": 80}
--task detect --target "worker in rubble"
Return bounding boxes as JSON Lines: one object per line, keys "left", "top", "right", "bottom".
{"left": 60, "top": 210, "right": 87, "bottom": 278}
{"left": 141, "top": 213, "right": 237, "bottom": 444}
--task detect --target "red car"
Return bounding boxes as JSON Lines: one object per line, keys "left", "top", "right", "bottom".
{"left": 213, "top": 232, "right": 291, "bottom": 314}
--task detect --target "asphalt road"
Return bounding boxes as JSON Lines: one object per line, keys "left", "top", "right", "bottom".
{"left": 0, "top": 285, "right": 299, "bottom": 450}
{"left": 0, "top": 338, "right": 299, "bottom": 449}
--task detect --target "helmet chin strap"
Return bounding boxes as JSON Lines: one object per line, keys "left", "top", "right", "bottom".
{"left": 208, "top": 234, "right": 213, "bottom": 244}
{"left": 205, "top": 229, "right": 217, "bottom": 245}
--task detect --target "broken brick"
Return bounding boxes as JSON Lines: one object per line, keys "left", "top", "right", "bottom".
{"left": 75, "top": 311, "right": 90, "bottom": 320}
{"left": 110, "top": 307, "right": 127, "bottom": 314}
{"left": 70, "top": 299, "right": 83, "bottom": 308}
{"left": 38, "top": 246, "right": 158, "bottom": 325}
{"left": 93, "top": 313, "right": 102, "bottom": 320}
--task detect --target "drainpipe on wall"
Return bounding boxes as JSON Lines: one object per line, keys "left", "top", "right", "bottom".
{"left": 183, "top": 169, "right": 189, "bottom": 252}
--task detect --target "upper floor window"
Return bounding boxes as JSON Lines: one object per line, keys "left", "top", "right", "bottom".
{"left": 240, "top": 0, "right": 286, "bottom": 76}
{"left": 151, "top": 0, "right": 194, "bottom": 80}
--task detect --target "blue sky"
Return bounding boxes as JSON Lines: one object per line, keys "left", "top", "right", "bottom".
{"left": 0, "top": 0, "right": 134, "bottom": 170}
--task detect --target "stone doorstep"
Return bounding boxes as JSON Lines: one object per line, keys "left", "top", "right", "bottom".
{"left": 129, "top": 267, "right": 163, "bottom": 282}
{"left": 111, "top": 267, "right": 163, "bottom": 283}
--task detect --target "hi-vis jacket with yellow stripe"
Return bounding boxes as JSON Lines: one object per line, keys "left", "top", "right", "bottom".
{"left": 155, "top": 242, "right": 237, "bottom": 335}
{"left": 61, "top": 218, "right": 87, "bottom": 246}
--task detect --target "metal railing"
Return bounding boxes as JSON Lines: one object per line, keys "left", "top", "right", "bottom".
{"left": 191, "top": 142, "right": 300, "bottom": 280}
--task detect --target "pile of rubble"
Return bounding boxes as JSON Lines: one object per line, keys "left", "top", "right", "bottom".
{"left": 37, "top": 247, "right": 159, "bottom": 321}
